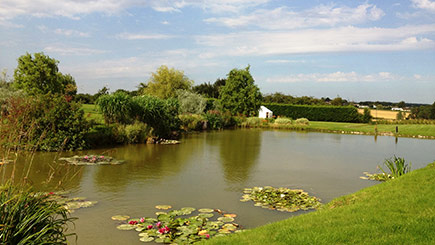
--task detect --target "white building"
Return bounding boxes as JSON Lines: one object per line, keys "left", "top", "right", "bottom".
{"left": 258, "top": 106, "right": 273, "bottom": 118}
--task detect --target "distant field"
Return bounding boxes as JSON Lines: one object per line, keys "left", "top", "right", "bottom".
{"left": 81, "top": 104, "right": 104, "bottom": 124}
{"left": 357, "top": 109, "right": 409, "bottom": 120}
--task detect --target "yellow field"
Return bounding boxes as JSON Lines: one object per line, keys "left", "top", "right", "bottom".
{"left": 357, "top": 109, "right": 409, "bottom": 120}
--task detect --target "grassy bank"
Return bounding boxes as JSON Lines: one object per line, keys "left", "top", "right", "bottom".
{"left": 307, "top": 121, "right": 435, "bottom": 138}
{"left": 204, "top": 162, "right": 435, "bottom": 245}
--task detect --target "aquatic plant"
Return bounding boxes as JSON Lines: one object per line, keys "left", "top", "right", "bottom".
{"left": 379, "top": 156, "right": 411, "bottom": 178}
{"left": 45, "top": 192, "right": 98, "bottom": 213}
{"left": 0, "top": 183, "right": 76, "bottom": 244}
{"left": 113, "top": 205, "right": 242, "bottom": 243}
{"left": 240, "top": 186, "right": 321, "bottom": 212}
{"left": 58, "top": 155, "right": 124, "bottom": 165}
{"left": 361, "top": 156, "right": 412, "bottom": 182}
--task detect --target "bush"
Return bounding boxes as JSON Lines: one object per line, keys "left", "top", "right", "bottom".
{"left": 96, "top": 92, "right": 135, "bottom": 124}
{"left": 115, "top": 122, "right": 151, "bottom": 144}
{"left": 275, "top": 118, "right": 292, "bottom": 125}
{"left": 177, "top": 90, "right": 206, "bottom": 114}
{"left": 264, "top": 103, "right": 362, "bottom": 122}
{"left": 204, "top": 110, "right": 224, "bottom": 130}
{"left": 179, "top": 114, "right": 204, "bottom": 131}
{"left": 245, "top": 117, "right": 262, "bottom": 127}
{"left": 362, "top": 108, "right": 372, "bottom": 123}
{"left": 1, "top": 94, "right": 89, "bottom": 151}
{"left": 0, "top": 183, "right": 75, "bottom": 244}
{"left": 295, "top": 118, "right": 310, "bottom": 125}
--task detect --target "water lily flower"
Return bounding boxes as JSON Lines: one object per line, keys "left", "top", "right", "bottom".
{"left": 205, "top": 234, "right": 210, "bottom": 239}
{"left": 140, "top": 217, "right": 145, "bottom": 223}
{"left": 48, "top": 192, "right": 54, "bottom": 195}
{"left": 128, "top": 220, "right": 138, "bottom": 225}
{"left": 84, "top": 156, "right": 89, "bottom": 160}
{"left": 156, "top": 222, "right": 162, "bottom": 228}
{"left": 164, "top": 226, "right": 170, "bottom": 232}
{"left": 147, "top": 225, "right": 153, "bottom": 229}
{"left": 100, "top": 155, "right": 104, "bottom": 159}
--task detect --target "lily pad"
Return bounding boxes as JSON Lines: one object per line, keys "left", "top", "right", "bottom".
{"left": 112, "top": 215, "right": 130, "bottom": 221}
{"left": 224, "top": 214, "right": 237, "bottom": 218}
{"left": 218, "top": 217, "right": 234, "bottom": 223}
{"left": 117, "top": 224, "right": 136, "bottom": 230}
{"left": 198, "top": 213, "right": 214, "bottom": 219}
{"left": 198, "top": 208, "right": 214, "bottom": 213}
{"left": 139, "top": 236, "right": 154, "bottom": 242}
{"left": 155, "top": 205, "right": 172, "bottom": 210}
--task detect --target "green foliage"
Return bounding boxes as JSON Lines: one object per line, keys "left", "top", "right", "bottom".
{"left": 245, "top": 117, "right": 262, "bottom": 127}
{"left": 13, "top": 52, "right": 76, "bottom": 96}
{"left": 0, "top": 183, "right": 76, "bottom": 244}
{"left": 204, "top": 110, "right": 224, "bottom": 130}
{"left": 132, "top": 95, "right": 180, "bottom": 138}
{"left": 1, "top": 94, "right": 89, "bottom": 151}
{"left": 265, "top": 103, "right": 362, "bottom": 122}
{"left": 179, "top": 114, "right": 204, "bottom": 131}
{"left": 114, "top": 122, "right": 151, "bottom": 144}
{"left": 379, "top": 156, "right": 411, "bottom": 179}
{"left": 330, "top": 96, "right": 348, "bottom": 106}
{"left": 263, "top": 93, "right": 329, "bottom": 105}
{"left": 219, "top": 66, "right": 262, "bottom": 116}
{"left": 193, "top": 78, "right": 226, "bottom": 98}
{"left": 96, "top": 92, "right": 135, "bottom": 124}
{"left": 143, "top": 65, "right": 193, "bottom": 99}
{"left": 177, "top": 90, "right": 206, "bottom": 114}
{"left": 294, "top": 118, "right": 309, "bottom": 125}
{"left": 362, "top": 107, "right": 372, "bottom": 123}
{"left": 275, "top": 118, "right": 292, "bottom": 125}
{"left": 396, "top": 111, "right": 404, "bottom": 120}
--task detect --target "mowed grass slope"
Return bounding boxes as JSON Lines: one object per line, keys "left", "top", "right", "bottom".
{"left": 205, "top": 162, "right": 435, "bottom": 245}
{"left": 81, "top": 104, "right": 104, "bottom": 124}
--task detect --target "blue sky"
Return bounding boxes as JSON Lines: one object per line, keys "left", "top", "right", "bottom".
{"left": 1, "top": 0, "right": 434, "bottom": 103}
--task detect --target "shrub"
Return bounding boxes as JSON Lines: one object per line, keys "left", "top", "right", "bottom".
{"left": 204, "top": 110, "right": 224, "bottom": 130}
{"left": 264, "top": 103, "right": 362, "bottom": 122}
{"left": 0, "top": 183, "right": 76, "bottom": 244}
{"left": 362, "top": 108, "right": 372, "bottom": 123}
{"left": 177, "top": 90, "right": 206, "bottom": 114}
{"left": 179, "top": 114, "right": 204, "bottom": 131}
{"left": 275, "top": 118, "right": 292, "bottom": 125}
{"left": 96, "top": 92, "right": 135, "bottom": 124}
{"left": 245, "top": 117, "right": 262, "bottom": 127}
{"left": 1, "top": 94, "right": 89, "bottom": 151}
{"left": 115, "top": 122, "right": 151, "bottom": 144}
{"left": 294, "top": 118, "right": 309, "bottom": 125}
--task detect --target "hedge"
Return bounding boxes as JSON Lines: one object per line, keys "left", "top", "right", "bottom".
{"left": 264, "top": 103, "right": 362, "bottom": 122}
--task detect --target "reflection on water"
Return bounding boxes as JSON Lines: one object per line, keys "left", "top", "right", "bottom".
{"left": 1, "top": 129, "right": 434, "bottom": 244}
{"left": 218, "top": 129, "right": 261, "bottom": 184}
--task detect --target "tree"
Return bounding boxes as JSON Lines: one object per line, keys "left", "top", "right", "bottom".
{"left": 219, "top": 66, "right": 262, "bottom": 116}
{"left": 177, "top": 90, "right": 207, "bottom": 114}
{"left": 193, "top": 78, "right": 226, "bottom": 98}
{"left": 13, "top": 52, "right": 76, "bottom": 96}
{"left": 331, "top": 96, "right": 347, "bottom": 106}
{"left": 431, "top": 101, "right": 435, "bottom": 120}
{"left": 143, "top": 65, "right": 193, "bottom": 99}
{"left": 397, "top": 101, "right": 406, "bottom": 109}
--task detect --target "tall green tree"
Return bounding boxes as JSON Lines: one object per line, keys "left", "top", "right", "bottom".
{"left": 13, "top": 52, "right": 77, "bottom": 96}
{"left": 219, "top": 66, "right": 262, "bottom": 116}
{"left": 143, "top": 65, "right": 193, "bottom": 99}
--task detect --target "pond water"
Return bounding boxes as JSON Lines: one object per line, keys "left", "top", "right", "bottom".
{"left": 1, "top": 129, "right": 434, "bottom": 244}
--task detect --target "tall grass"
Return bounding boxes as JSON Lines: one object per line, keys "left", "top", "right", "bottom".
{"left": 379, "top": 156, "right": 411, "bottom": 178}
{"left": 0, "top": 182, "right": 76, "bottom": 244}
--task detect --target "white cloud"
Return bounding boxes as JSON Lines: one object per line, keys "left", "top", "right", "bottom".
{"left": 411, "top": 0, "right": 435, "bottom": 12}
{"left": 265, "top": 59, "right": 306, "bottom": 64}
{"left": 0, "top": 0, "right": 270, "bottom": 22}
{"left": 44, "top": 45, "right": 107, "bottom": 55}
{"left": 205, "top": 4, "right": 384, "bottom": 29}
{"left": 54, "top": 28, "right": 90, "bottom": 37}
{"left": 266, "top": 71, "right": 401, "bottom": 83}
{"left": 196, "top": 24, "right": 435, "bottom": 57}
{"left": 117, "top": 33, "right": 175, "bottom": 40}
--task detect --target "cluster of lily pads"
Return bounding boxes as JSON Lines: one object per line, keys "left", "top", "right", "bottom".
{"left": 45, "top": 191, "right": 98, "bottom": 213}
{"left": 158, "top": 139, "right": 181, "bottom": 145}
{"left": 240, "top": 186, "right": 321, "bottom": 212}
{"left": 360, "top": 172, "right": 392, "bottom": 181}
{"left": 113, "top": 205, "right": 242, "bottom": 244}
{"left": 58, "top": 155, "right": 124, "bottom": 165}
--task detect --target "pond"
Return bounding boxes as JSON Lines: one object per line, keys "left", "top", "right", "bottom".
{"left": 2, "top": 129, "right": 434, "bottom": 244}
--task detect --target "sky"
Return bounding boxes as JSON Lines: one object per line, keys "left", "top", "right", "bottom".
{"left": 0, "top": 0, "right": 434, "bottom": 104}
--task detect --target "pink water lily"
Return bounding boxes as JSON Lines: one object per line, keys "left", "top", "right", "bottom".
{"left": 84, "top": 156, "right": 89, "bottom": 160}
{"left": 128, "top": 220, "right": 138, "bottom": 225}
{"left": 158, "top": 226, "right": 170, "bottom": 234}
{"left": 140, "top": 217, "right": 145, "bottom": 223}
{"left": 205, "top": 234, "right": 210, "bottom": 239}
{"left": 147, "top": 225, "right": 153, "bottom": 229}
{"left": 156, "top": 222, "right": 162, "bottom": 228}
{"left": 100, "top": 155, "right": 104, "bottom": 159}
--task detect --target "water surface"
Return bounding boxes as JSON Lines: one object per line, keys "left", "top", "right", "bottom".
{"left": 2, "top": 129, "right": 434, "bottom": 244}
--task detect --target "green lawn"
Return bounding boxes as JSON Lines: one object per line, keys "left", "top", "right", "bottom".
{"left": 81, "top": 104, "right": 104, "bottom": 124}
{"left": 204, "top": 162, "right": 435, "bottom": 245}
{"left": 307, "top": 121, "right": 435, "bottom": 138}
